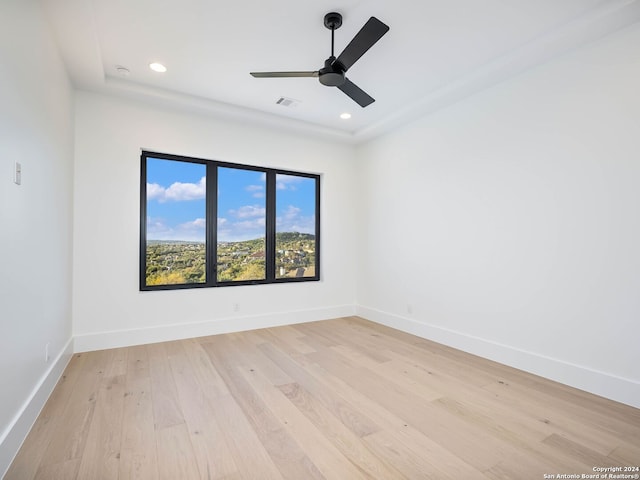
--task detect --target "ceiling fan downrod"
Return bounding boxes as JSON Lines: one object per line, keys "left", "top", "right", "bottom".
{"left": 320, "top": 12, "right": 345, "bottom": 86}
{"left": 324, "top": 12, "right": 343, "bottom": 57}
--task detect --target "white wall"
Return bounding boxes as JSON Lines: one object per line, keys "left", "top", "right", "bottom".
{"left": 356, "top": 23, "right": 640, "bottom": 408}
{"left": 72, "top": 92, "right": 358, "bottom": 351}
{"left": 0, "top": 0, "right": 74, "bottom": 474}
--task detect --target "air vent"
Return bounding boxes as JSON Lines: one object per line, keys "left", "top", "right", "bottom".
{"left": 276, "top": 97, "right": 300, "bottom": 108}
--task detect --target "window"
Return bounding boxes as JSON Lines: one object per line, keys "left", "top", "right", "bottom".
{"left": 216, "top": 166, "right": 266, "bottom": 282}
{"left": 275, "top": 174, "right": 317, "bottom": 279}
{"left": 140, "top": 151, "right": 320, "bottom": 290}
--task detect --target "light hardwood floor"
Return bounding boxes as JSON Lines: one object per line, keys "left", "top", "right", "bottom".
{"left": 6, "top": 317, "right": 640, "bottom": 479}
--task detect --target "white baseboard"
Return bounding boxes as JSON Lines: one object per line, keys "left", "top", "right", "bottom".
{"left": 73, "top": 304, "right": 356, "bottom": 353}
{"left": 357, "top": 305, "right": 640, "bottom": 409}
{"left": 0, "top": 337, "right": 74, "bottom": 479}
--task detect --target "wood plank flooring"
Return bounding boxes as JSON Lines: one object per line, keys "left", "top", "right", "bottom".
{"left": 6, "top": 317, "right": 640, "bottom": 479}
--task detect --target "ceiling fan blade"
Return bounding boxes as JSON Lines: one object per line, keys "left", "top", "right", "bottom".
{"left": 337, "top": 78, "right": 375, "bottom": 107}
{"left": 335, "top": 17, "right": 389, "bottom": 72}
{"left": 250, "top": 71, "right": 319, "bottom": 78}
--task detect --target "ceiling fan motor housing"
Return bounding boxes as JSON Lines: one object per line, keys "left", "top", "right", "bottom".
{"left": 318, "top": 57, "right": 345, "bottom": 86}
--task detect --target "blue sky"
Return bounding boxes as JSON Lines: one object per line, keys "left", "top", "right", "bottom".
{"left": 146, "top": 158, "right": 316, "bottom": 242}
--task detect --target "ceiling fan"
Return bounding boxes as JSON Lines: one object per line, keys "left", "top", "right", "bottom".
{"left": 250, "top": 12, "right": 389, "bottom": 108}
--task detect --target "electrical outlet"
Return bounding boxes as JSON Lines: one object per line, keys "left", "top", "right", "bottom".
{"left": 45, "top": 343, "right": 50, "bottom": 363}
{"left": 233, "top": 303, "right": 240, "bottom": 312}
{"left": 407, "top": 304, "right": 413, "bottom": 315}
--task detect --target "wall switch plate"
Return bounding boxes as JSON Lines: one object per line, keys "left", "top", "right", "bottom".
{"left": 14, "top": 162, "right": 21, "bottom": 185}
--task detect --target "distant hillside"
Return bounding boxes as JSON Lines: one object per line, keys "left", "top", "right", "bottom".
{"left": 275, "top": 232, "right": 315, "bottom": 242}
{"left": 145, "top": 232, "right": 316, "bottom": 286}
{"left": 147, "top": 239, "right": 204, "bottom": 245}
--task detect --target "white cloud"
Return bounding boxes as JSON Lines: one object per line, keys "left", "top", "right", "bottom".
{"left": 229, "top": 205, "right": 265, "bottom": 219}
{"left": 147, "top": 176, "right": 206, "bottom": 203}
{"left": 276, "top": 205, "right": 315, "bottom": 234}
{"left": 276, "top": 174, "right": 304, "bottom": 191}
{"left": 283, "top": 205, "right": 301, "bottom": 220}
{"left": 235, "top": 218, "right": 266, "bottom": 230}
{"left": 246, "top": 184, "right": 265, "bottom": 199}
{"left": 178, "top": 217, "right": 206, "bottom": 230}
{"left": 147, "top": 183, "right": 166, "bottom": 201}
{"left": 147, "top": 216, "right": 205, "bottom": 242}
{"left": 218, "top": 213, "right": 266, "bottom": 242}
{"left": 146, "top": 217, "right": 173, "bottom": 237}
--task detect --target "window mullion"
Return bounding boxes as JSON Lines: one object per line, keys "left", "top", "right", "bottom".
{"left": 207, "top": 163, "right": 218, "bottom": 286}
{"left": 265, "top": 171, "right": 276, "bottom": 281}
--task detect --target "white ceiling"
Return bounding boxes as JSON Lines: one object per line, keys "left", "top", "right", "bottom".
{"left": 42, "top": 0, "right": 640, "bottom": 143}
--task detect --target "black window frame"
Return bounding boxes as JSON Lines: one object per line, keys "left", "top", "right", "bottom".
{"left": 140, "top": 151, "right": 320, "bottom": 291}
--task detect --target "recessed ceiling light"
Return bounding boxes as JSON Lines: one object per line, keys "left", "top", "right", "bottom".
{"left": 149, "top": 62, "right": 167, "bottom": 73}
{"left": 340, "top": 112, "right": 352, "bottom": 120}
